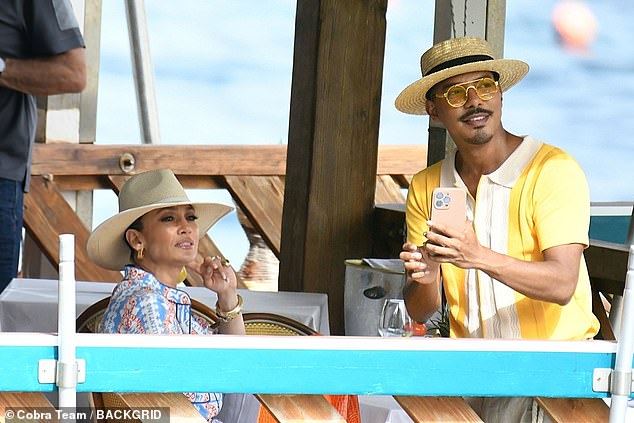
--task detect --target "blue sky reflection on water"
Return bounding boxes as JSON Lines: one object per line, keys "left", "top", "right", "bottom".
{"left": 94, "top": 1, "right": 633, "bottom": 264}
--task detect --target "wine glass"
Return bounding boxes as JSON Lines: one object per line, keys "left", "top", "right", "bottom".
{"left": 378, "top": 298, "right": 413, "bottom": 337}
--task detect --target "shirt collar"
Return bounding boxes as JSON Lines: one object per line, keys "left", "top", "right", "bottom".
{"left": 123, "top": 265, "right": 192, "bottom": 305}
{"left": 440, "top": 136, "right": 543, "bottom": 189}
{"left": 487, "top": 136, "right": 542, "bottom": 187}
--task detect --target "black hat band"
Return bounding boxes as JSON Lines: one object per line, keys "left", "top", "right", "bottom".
{"left": 425, "top": 54, "right": 494, "bottom": 76}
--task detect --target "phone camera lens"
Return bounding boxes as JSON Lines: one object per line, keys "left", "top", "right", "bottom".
{"left": 435, "top": 192, "right": 444, "bottom": 199}
{"left": 435, "top": 200, "right": 443, "bottom": 207}
{"left": 444, "top": 196, "right": 450, "bottom": 204}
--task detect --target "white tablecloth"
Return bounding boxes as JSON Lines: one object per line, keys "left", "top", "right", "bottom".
{"left": 0, "top": 278, "right": 330, "bottom": 334}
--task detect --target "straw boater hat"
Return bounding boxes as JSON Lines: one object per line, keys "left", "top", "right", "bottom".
{"left": 87, "top": 169, "right": 233, "bottom": 271}
{"left": 395, "top": 37, "right": 529, "bottom": 115}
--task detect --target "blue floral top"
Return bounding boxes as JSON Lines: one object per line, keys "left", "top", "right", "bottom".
{"left": 100, "top": 265, "right": 223, "bottom": 422}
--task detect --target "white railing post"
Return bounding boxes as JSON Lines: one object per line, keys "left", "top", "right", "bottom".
{"left": 57, "top": 234, "right": 77, "bottom": 416}
{"left": 610, "top": 244, "right": 634, "bottom": 423}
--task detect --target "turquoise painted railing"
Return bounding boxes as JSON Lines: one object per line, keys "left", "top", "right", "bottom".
{"left": 0, "top": 333, "right": 628, "bottom": 399}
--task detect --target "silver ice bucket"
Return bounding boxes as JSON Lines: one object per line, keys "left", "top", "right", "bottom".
{"left": 344, "top": 259, "right": 405, "bottom": 336}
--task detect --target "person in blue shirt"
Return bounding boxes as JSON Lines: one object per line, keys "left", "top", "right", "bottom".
{"left": 87, "top": 168, "right": 246, "bottom": 422}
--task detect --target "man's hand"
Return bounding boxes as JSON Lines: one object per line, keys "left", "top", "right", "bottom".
{"left": 423, "top": 220, "right": 484, "bottom": 270}
{"left": 400, "top": 242, "right": 440, "bottom": 284}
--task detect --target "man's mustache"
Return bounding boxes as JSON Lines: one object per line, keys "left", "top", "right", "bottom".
{"left": 460, "top": 107, "right": 492, "bottom": 120}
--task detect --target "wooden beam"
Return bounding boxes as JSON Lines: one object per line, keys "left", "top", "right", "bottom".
{"left": 23, "top": 176, "right": 122, "bottom": 283}
{"left": 32, "top": 144, "right": 288, "bottom": 176}
{"left": 0, "top": 392, "right": 57, "bottom": 419}
{"left": 375, "top": 175, "right": 406, "bottom": 205}
{"left": 256, "top": 394, "right": 346, "bottom": 423}
{"left": 376, "top": 145, "right": 426, "bottom": 175}
{"left": 32, "top": 144, "right": 424, "bottom": 177}
{"left": 225, "top": 176, "right": 285, "bottom": 256}
{"left": 394, "top": 396, "right": 483, "bottom": 422}
{"left": 280, "top": 0, "right": 388, "bottom": 334}
{"left": 535, "top": 397, "right": 609, "bottom": 423}
{"left": 102, "top": 392, "right": 206, "bottom": 422}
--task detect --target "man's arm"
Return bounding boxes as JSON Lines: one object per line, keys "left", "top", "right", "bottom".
{"left": 425, "top": 222, "right": 582, "bottom": 305}
{"left": 0, "top": 47, "right": 86, "bottom": 95}
{"left": 478, "top": 243, "right": 582, "bottom": 305}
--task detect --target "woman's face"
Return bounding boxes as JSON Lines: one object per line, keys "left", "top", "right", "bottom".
{"left": 133, "top": 205, "right": 200, "bottom": 271}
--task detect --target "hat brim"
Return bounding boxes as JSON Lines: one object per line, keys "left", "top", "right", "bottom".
{"left": 395, "top": 58, "right": 529, "bottom": 115}
{"left": 87, "top": 201, "right": 233, "bottom": 271}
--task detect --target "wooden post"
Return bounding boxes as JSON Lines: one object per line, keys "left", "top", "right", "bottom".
{"left": 427, "top": 0, "right": 506, "bottom": 167}
{"left": 280, "top": 0, "right": 388, "bottom": 334}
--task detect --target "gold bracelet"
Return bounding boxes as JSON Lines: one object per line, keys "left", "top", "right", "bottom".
{"left": 215, "top": 294, "right": 243, "bottom": 323}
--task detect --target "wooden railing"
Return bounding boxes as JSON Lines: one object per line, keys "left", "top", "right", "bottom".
{"left": 25, "top": 143, "right": 425, "bottom": 321}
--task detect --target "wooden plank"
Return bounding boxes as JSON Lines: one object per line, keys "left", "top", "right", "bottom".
{"left": 377, "top": 145, "right": 426, "bottom": 175}
{"left": 23, "top": 176, "right": 122, "bottom": 283}
{"left": 32, "top": 144, "right": 425, "bottom": 176}
{"left": 0, "top": 392, "right": 58, "bottom": 423}
{"left": 104, "top": 392, "right": 206, "bottom": 422}
{"left": 392, "top": 174, "right": 413, "bottom": 188}
{"left": 535, "top": 397, "right": 609, "bottom": 423}
{"left": 105, "top": 174, "right": 130, "bottom": 194}
{"left": 32, "top": 144, "right": 288, "bottom": 176}
{"left": 225, "top": 176, "right": 284, "bottom": 256}
{"left": 375, "top": 175, "right": 406, "bottom": 204}
{"left": 280, "top": 0, "right": 388, "bottom": 335}
{"left": 47, "top": 175, "right": 223, "bottom": 191}
{"left": 256, "top": 394, "right": 345, "bottom": 423}
{"left": 394, "top": 396, "right": 483, "bottom": 423}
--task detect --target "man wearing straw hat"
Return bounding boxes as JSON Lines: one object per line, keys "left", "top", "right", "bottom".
{"left": 397, "top": 37, "right": 599, "bottom": 422}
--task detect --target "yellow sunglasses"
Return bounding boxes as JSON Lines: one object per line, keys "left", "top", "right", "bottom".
{"left": 434, "top": 77, "right": 499, "bottom": 108}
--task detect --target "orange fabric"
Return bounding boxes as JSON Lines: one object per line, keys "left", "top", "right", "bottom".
{"left": 256, "top": 394, "right": 361, "bottom": 423}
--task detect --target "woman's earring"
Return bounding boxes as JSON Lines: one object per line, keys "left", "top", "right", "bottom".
{"left": 178, "top": 267, "right": 188, "bottom": 283}
{"left": 137, "top": 246, "right": 144, "bottom": 260}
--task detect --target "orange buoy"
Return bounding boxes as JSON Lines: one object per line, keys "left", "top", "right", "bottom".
{"left": 552, "top": 0, "right": 598, "bottom": 49}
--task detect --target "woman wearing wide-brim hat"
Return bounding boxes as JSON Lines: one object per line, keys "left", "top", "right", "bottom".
{"left": 87, "top": 168, "right": 245, "bottom": 422}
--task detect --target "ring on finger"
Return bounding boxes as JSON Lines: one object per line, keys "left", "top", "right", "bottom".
{"left": 221, "top": 258, "right": 231, "bottom": 267}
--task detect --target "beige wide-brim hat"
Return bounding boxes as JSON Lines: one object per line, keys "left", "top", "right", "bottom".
{"left": 395, "top": 37, "right": 529, "bottom": 115}
{"left": 87, "top": 169, "right": 233, "bottom": 271}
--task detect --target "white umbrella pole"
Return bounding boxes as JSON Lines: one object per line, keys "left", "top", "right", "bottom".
{"left": 57, "top": 234, "right": 77, "bottom": 415}
{"left": 609, "top": 244, "right": 634, "bottom": 423}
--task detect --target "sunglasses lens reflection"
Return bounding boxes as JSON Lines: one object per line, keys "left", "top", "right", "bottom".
{"left": 445, "top": 78, "right": 498, "bottom": 107}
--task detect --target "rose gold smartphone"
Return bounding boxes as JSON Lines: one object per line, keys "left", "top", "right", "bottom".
{"left": 430, "top": 187, "right": 467, "bottom": 231}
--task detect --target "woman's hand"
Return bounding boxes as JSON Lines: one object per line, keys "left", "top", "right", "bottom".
{"left": 193, "top": 256, "right": 238, "bottom": 296}
{"left": 194, "top": 256, "right": 246, "bottom": 335}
